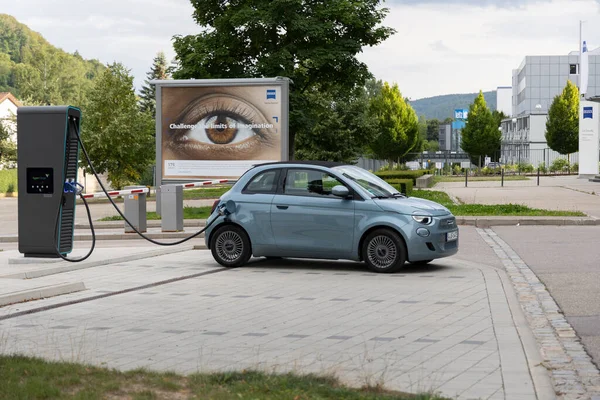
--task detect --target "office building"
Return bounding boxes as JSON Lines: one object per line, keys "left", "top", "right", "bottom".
{"left": 500, "top": 48, "right": 600, "bottom": 165}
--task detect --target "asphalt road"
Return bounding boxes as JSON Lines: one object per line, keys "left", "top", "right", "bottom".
{"left": 493, "top": 225, "right": 600, "bottom": 369}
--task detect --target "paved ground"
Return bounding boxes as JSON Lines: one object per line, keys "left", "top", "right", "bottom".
{"left": 0, "top": 242, "right": 542, "bottom": 400}
{"left": 435, "top": 175, "right": 600, "bottom": 218}
{"left": 492, "top": 226, "right": 600, "bottom": 369}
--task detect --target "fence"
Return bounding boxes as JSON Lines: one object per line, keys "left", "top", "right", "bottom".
{"left": 499, "top": 148, "right": 581, "bottom": 168}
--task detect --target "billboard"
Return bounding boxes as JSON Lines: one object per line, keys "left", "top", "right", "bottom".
{"left": 578, "top": 101, "right": 599, "bottom": 176}
{"left": 153, "top": 78, "right": 289, "bottom": 182}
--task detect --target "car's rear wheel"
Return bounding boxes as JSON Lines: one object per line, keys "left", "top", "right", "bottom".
{"left": 362, "top": 229, "right": 407, "bottom": 273}
{"left": 210, "top": 225, "right": 251, "bottom": 267}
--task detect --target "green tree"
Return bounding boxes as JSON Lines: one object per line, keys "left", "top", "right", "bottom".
{"left": 0, "top": 121, "right": 16, "bottom": 165}
{"left": 294, "top": 83, "right": 376, "bottom": 162}
{"left": 82, "top": 63, "right": 154, "bottom": 189}
{"left": 368, "top": 82, "right": 420, "bottom": 164}
{"left": 461, "top": 91, "right": 501, "bottom": 167}
{"left": 139, "top": 51, "right": 170, "bottom": 117}
{"left": 546, "top": 80, "right": 579, "bottom": 156}
{"left": 171, "top": 0, "right": 394, "bottom": 158}
{"left": 426, "top": 118, "right": 440, "bottom": 141}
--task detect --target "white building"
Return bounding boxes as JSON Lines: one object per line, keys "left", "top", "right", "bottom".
{"left": 0, "top": 92, "right": 21, "bottom": 140}
{"left": 496, "top": 86, "right": 512, "bottom": 117}
{"left": 500, "top": 49, "right": 600, "bottom": 166}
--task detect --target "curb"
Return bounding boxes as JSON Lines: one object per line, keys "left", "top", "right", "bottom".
{"left": 0, "top": 282, "right": 86, "bottom": 307}
{"left": 456, "top": 216, "right": 600, "bottom": 228}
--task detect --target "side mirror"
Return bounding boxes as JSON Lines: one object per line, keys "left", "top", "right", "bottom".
{"left": 332, "top": 185, "right": 350, "bottom": 199}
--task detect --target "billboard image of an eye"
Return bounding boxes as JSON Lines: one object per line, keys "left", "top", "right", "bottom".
{"left": 157, "top": 79, "right": 289, "bottom": 180}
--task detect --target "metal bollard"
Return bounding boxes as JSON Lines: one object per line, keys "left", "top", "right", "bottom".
{"left": 124, "top": 186, "right": 147, "bottom": 233}
{"left": 537, "top": 168, "right": 540, "bottom": 186}
{"left": 155, "top": 186, "right": 161, "bottom": 217}
{"left": 465, "top": 169, "right": 468, "bottom": 187}
{"left": 501, "top": 168, "right": 504, "bottom": 187}
{"left": 161, "top": 184, "right": 183, "bottom": 232}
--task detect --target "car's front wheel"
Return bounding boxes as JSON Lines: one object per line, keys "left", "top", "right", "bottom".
{"left": 362, "top": 229, "right": 407, "bottom": 273}
{"left": 210, "top": 225, "right": 251, "bottom": 267}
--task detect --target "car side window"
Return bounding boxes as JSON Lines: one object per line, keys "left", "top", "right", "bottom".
{"left": 284, "top": 169, "right": 346, "bottom": 198}
{"left": 242, "top": 170, "right": 280, "bottom": 194}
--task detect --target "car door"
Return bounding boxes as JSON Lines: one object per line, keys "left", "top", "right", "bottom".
{"left": 270, "top": 168, "right": 355, "bottom": 257}
{"left": 235, "top": 168, "right": 280, "bottom": 250}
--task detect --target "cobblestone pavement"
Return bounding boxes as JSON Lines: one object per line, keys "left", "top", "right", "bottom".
{"left": 0, "top": 247, "right": 541, "bottom": 400}
{"left": 478, "top": 228, "right": 600, "bottom": 400}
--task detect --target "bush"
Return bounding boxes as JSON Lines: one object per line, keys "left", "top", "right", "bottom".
{"left": 571, "top": 163, "right": 579, "bottom": 173}
{"left": 375, "top": 170, "right": 429, "bottom": 184}
{"left": 538, "top": 162, "right": 548, "bottom": 174}
{"left": 386, "top": 178, "right": 413, "bottom": 196}
{"left": 0, "top": 169, "right": 17, "bottom": 194}
{"left": 517, "top": 162, "right": 534, "bottom": 173}
{"left": 550, "top": 158, "right": 569, "bottom": 173}
{"left": 452, "top": 165, "right": 463, "bottom": 175}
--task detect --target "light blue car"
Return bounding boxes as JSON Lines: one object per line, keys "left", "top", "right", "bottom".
{"left": 205, "top": 161, "right": 458, "bottom": 273}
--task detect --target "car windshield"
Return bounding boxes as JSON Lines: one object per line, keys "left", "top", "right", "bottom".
{"left": 332, "top": 165, "right": 400, "bottom": 198}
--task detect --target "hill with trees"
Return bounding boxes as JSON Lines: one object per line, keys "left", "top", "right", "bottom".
{"left": 0, "top": 13, "right": 104, "bottom": 106}
{"left": 410, "top": 91, "right": 497, "bottom": 120}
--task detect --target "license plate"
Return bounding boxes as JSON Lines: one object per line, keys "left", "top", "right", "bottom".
{"left": 446, "top": 230, "right": 458, "bottom": 242}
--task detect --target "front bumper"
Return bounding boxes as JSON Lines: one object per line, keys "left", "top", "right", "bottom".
{"left": 406, "top": 216, "right": 459, "bottom": 262}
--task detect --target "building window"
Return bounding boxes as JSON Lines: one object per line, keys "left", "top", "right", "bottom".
{"left": 569, "top": 64, "right": 578, "bottom": 74}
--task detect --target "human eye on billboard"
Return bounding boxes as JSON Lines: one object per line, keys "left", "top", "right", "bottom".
{"left": 166, "top": 93, "right": 277, "bottom": 160}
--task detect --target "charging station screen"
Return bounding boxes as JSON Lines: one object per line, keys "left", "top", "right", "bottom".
{"left": 160, "top": 83, "right": 286, "bottom": 179}
{"left": 26, "top": 168, "right": 53, "bottom": 194}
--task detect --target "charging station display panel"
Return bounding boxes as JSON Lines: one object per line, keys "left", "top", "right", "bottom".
{"left": 158, "top": 80, "right": 288, "bottom": 180}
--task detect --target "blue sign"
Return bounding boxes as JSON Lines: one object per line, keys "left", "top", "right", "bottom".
{"left": 266, "top": 89, "right": 276, "bottom": 100}
{"left": 583, "top": 106, "right": 593, "bottom": 119}
{"left": 454, "top": 109, "right": 468, "bottom": 119}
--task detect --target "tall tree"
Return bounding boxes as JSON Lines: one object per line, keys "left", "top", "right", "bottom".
{"left": 82, "top": 63, "right": 154, "bottom": 189}
{"left": 461, "top": 91, "right": 501, "bottom": 167}
{"left": 171, "top": 0, "right": 394, "bottom": 158}
{"left": 294, "top": 83, "right": 376, "bottom": 162}
{"left": 368, "top": 82, "right": 420, "bottom": 164}
{"left": 426, "top": 118, "right": 440, "bottom": 141}
{"left": 546, "top": 80, "right": 579, "bottom": 156}
{"left": 139, "top": 51, "right": 170, "bottom": 117}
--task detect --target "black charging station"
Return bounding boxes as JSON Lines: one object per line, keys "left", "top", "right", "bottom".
{"left": 17, "top": 106, "right": 81, "bottom": 258}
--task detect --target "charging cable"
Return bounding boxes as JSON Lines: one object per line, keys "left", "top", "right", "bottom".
{"left": 54, "top": 118, "right": 223, "bottom": 262}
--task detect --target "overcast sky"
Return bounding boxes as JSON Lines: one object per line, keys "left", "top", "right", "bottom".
{"left": 3, "top": 0, "right": 600, "bottom": 99}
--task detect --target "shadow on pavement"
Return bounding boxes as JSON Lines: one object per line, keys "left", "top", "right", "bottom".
{"left": 243, "top": 257, "right": 453, "bottom": 274}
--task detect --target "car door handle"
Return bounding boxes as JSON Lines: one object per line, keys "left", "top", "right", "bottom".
{"left": 276, "top": 205, "right": 289, "bottom": 210}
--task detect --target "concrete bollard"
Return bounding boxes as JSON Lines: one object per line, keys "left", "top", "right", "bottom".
{"left": 160, "top": 184, "right": 183, "bottom": 232}
{"left": 124, "top": 186, "right": 147, "bottom": 233}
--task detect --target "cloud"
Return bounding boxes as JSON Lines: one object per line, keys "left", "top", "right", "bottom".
{"left": 3, "top": 0, "right": 600, "bottom": 100}
{"left": 359, "top": 0, "right": 600, "bottom": 98}
{"left": 2, "top": 0, "right": 200, "bottom": 90}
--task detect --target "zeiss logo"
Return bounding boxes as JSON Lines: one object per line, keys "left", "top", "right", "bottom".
{"left": 266, "top": 89, "right": 276, "bottom": 100}
{"left": 583, "top": 107, "right": 593, "bottom": 119}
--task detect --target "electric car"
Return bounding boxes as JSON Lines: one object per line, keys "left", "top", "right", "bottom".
{"left": 205, "top": 161, "right": 458, "bottom": 273}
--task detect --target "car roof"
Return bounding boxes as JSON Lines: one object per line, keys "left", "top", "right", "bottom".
{"left": 253, "top": 160, "right": 349, "bottom": 168}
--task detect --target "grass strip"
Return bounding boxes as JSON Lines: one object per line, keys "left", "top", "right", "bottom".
{"left": 99, "top": 206, "right": 212, "bottom": 221}
{"left": 0, "top": 355, "right": 449, "bottom": 400}
{"left": 410, "top": 190, "right": 585, "bottom": 217}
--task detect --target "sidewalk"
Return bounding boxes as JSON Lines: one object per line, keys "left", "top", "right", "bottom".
{"left": 435, "top": 175, "right": 600, "bottom": 218}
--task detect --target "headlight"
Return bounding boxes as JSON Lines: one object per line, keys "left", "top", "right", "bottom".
{"left": 412, "top": 215, "right": 433, "bottom": 225}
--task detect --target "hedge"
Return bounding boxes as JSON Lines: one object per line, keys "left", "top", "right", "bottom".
{"left": 0, "top": 169, "right": 17, "bottom": 194}
{"left": 375, "top": 169, "right": 433, "bottom": 184}
{"left": 386, "top": 178, "right": 413, "bottom": 196}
